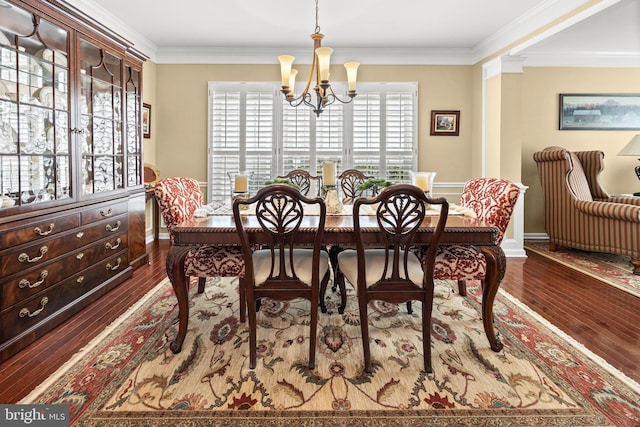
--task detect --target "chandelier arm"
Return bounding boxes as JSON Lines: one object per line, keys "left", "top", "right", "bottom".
{"left": 325, "top": 87, "right": 356, "bottom": 105}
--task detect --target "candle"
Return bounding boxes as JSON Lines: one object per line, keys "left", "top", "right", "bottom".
{"left": 234, "top": 174, "right": 248, "bottom": 193}
{"left": 323, "top": 162, "right": 336, "bottom": 186}
{"left": 415, "top": 174, "right": 429, "bottom": 191}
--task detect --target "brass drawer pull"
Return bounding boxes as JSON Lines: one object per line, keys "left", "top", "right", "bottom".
{"left": 105, "top": 238, "right": 121, "bottom": 250}
{"left": 18, "top": 246, "right": 48, "bottom": 263}
{"left": 106, "top": 258, "right": 122, "bottom": 271}
{"left": 100, "top": 208, "right": 113, "bottom": 217}
{"left": 77, "top": 276, "right": 85, "bottom": 284}
{"left": 105, "top": 220, "right": 121, "bottom": 232}
{"left": 76, "top": 252, "right": 85, "bottom": 260}
{"left": 19, "top": 297, "right": 49, "bottom": 318}
{"left": 19, "top": 270, "right": 49, "bottom": 289}
{"left": 76, "top": 231, "right": 85, "bottom": 238}
{"left": 34, "top": 223, "right": 55, "bottom": 236}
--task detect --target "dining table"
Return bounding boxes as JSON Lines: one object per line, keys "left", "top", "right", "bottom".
{"left": 165, "top": 207, "right": 506, "bottom": 356}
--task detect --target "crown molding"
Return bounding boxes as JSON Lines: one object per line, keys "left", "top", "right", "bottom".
{"left": 154, "top": 46, "right": 475, "bottom": 65}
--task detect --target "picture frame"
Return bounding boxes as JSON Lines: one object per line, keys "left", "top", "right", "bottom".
{"left": 142, "top": 103, "right": 151, "bottom": 138}
{"left": 430, "top": 110, "right": 460, "bottom": 136}
{"left": 559, "top": 94, "right": 640, "bottom": 130}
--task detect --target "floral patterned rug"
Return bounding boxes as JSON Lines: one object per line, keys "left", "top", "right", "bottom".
{"left": 22, "top": 277, "right": 640, "bottom": 426}
{"left": 524, "top": 241, "right": 640, "bottom": 299}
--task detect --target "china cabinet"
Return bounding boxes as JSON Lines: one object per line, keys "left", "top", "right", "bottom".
{"left": 0, "top": 0, "right": 148, "bottom": 361}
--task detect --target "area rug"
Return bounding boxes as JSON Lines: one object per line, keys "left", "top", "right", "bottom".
{"left": 524, "top": 240, "right": 640, "bottom": 299}
{"left": 22, "top": 277, "right": 640, "bottom": 426}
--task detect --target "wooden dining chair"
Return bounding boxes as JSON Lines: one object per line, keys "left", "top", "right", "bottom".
{"left": 338, "top": 169, "right": 375, "bottom": 204}
{"left": 334, "top": 184, "right": 449, "bottom": 373}
{"left": 277, "top": 169, "right": 322, "bottom": 197}
{"left": 233, "top": 184, "right": 331, "bottom": 369}
{"left": 154, "top": 177, "right": 246, "bottom": 320}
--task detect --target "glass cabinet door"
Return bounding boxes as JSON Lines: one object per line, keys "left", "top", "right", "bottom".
{"left": 0, "top": 4, "right": 70, "bottom": 208}
{"left": 79, "top": 38, "right": 124, "bottom": 196}
{"left": 125, "top": 65, "right": 142, "bottom": 187}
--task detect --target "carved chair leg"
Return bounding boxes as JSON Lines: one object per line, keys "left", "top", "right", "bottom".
{"left": 238, "top": 276, "right": 246, "bottom": 323}
{"left": 197, "top": 277, "right": 206, "bottom": 293}
{"left": 631, "top": 258, "right": 640, "bottom": 275}
{"left": 457, "top": 279, "right": 467, "bottom": 296}
{"left": 328, "top": 245, "right": 344, "bottom": 292}
{"left": 549, "top": 242, "right": 558, "bottom": 252}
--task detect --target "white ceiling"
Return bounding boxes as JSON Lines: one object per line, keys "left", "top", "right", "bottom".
{"left": 68, "top": 0, "right": 640, "bottom": 66}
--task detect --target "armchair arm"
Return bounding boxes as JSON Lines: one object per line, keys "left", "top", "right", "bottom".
{"left": 604, "top": 196, "right": 640, "bottom": 206}
{"left": 575, "top": 200, "right": 640, "bottom": 222}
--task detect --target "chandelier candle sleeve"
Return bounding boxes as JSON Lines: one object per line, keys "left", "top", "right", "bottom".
{"left": 323, "top": 162, "right": 336, "bottom": 186}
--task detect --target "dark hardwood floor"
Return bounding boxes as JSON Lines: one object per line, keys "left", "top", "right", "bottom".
{"left": 0, "top": 240, "right": 638, "bottom": 404}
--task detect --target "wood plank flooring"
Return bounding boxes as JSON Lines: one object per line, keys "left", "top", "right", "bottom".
{"left": 0, "top": 240, "right": 637, "bottom": 404}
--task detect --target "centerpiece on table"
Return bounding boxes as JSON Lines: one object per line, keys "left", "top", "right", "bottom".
{"left": 357, "top": 178, "right": 393, "bottom": 196}
{"left": 264, "top": 177, "right": 300, "bottom": 189}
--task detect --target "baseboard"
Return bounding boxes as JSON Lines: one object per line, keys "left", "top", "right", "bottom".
{"left": 523, "top": 233, "right": 549, "bottom": 241}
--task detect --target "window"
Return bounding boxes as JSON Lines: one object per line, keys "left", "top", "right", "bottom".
{"left": 208, "top": 82, "right": 417, "bottom": 203}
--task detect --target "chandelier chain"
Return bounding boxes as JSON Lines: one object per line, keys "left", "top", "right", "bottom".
{"left": 314, "top": 0, "right": 321, "bottom": 34}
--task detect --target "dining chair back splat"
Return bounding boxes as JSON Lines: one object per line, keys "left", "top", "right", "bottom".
{"left": 154, "top": 177, "right": 247, "bottom": 320}
{"left": 334, "top": 184, "right": 449, "bottom": 373}
{"left": 233, "top": 184, "right": 331, "bottom": 369}
{"left": 277, "top": 169, "right": 322, "bottom": 197}
{"left": 338, "top": 169, "right": 375, "bottom": 204}
{"left": 433, "top": 177, "right": 520, "bottom": 296}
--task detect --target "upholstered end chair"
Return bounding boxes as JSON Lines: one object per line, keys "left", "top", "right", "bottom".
{"left": 433, "top": 178, "right": 521, "bottom": 295}
{"left": 533, "top": 146, "right": 640, "bottom": 274}
{"left": 154, "top": 177, "right": 246, "bottom": 317}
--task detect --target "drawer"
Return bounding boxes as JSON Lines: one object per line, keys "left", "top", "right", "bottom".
{"left": 1, "top": 232, "right": 128, "bottom": 310}
{"left": 77, "top": 215, "right": 128, "bottom": 245}
{"left": 82, "top": 201, "right": 128, "bottom": 225}
{"left": 0, "top": 250, "right": 130, "bottom": 341}
{"left": 0, "top": 214, "right": 81, "bottom": 251}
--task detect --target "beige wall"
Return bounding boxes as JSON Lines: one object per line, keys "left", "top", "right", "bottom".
{"left": 520, "top": 67, "right": 640, "bottom": 234}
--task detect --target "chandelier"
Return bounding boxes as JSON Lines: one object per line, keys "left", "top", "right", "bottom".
{"left": 277, "top": 0, "right": 360, "bottom": 117}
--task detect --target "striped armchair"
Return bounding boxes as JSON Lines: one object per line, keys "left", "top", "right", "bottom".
{"left": 533, "top": 146, "right": 640, "bottom": 275}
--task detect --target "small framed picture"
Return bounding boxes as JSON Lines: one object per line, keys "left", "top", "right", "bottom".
{"left": 142, "top": 103, "right": 151, "bottom": 138}
{"left": 430, "top": 110, "right": 460, "bottom": 136}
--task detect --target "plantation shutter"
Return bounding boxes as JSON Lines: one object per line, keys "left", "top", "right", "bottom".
{"left": 208, "top": 82, "right": 417, "bottom": 203}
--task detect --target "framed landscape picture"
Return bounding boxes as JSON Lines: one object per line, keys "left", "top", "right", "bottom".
{"left": 559, "top": 94, "right": 640, "bottom": 130}
{"left": 430, "top": 110, "right": 460, "bottom": 136}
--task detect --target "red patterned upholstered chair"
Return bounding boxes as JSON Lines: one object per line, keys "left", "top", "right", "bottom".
{"left": 534, "top": 146, "right": 640, "bottom": 274}
{"left": 433, "top": 178, "right": 521, "bottom": 296}
{"left": 154, "top": 177, "right": 246, "bottom": 320}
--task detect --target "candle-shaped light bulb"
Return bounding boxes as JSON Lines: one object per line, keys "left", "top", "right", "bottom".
{"left": 315, "top": 47, "right": 333, "bottom": 82}
{"left": 278, "top": 55, "right": 295, "bottom": 87}
{"left": 344, "top": 61, "right": 359, "bottom": 92}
